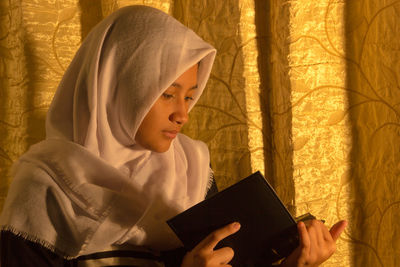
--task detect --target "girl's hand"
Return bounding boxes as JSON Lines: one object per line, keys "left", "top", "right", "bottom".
{"left": 281, "top": 220, "right": 347, "bottom": 267}
{"left": 181, "top": 222, "right": 240, "bottom": 267}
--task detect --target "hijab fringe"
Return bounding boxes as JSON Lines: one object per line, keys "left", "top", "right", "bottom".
{"left": 205, "top": 168, "right": 214, "bottom": 196}
{"left": 0, "top": 225, "right": 76, "bottom": 259}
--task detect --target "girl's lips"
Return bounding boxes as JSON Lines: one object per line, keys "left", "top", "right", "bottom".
{"left": 163, "top": 130, "right": 178, "bottom": 139}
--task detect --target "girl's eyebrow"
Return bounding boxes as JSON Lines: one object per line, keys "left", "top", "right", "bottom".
{"left": 171, "top": 82, "right": 198, "bottom": 90}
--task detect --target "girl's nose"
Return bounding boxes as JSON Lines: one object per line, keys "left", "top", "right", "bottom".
{"left": 169, "top": 100, "right": 189, "bottom": 125}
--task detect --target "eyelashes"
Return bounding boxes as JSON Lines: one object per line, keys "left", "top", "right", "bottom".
{"left": 162, "top": 93, "right": 194, "bottom": 101}
{"left": 162, "top": 93, "right": 174, "bottom": 99}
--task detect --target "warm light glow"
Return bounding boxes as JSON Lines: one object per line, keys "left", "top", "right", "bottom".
{"left": 289, "top": 1, "right": 351, "bottom": 266}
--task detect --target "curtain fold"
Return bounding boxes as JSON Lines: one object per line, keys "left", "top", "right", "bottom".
{"left": 346, "top": 1, "right": 400, "bottom": 266}
{"left": 1, "top": 0, "right": 400, "bottom": 266}
{"left": 287, "top": 1, "right": 351, "bottom": 266}
{"left": 263, "top": 0, "right": 295, "bottom": 213}
{"left": 0, "top": 0, "right": 30, "bottom": 202}
{"left": 173, "top": 0, "right": 253, "bottom": 188}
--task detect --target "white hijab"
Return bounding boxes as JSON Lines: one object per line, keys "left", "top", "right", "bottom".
{"left": 0, "top": 5, "right": 216, "bottom": 258}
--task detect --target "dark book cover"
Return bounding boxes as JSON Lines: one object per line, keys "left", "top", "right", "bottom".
{"left": 167, "top": 171, "right": 309, "bottom": 266}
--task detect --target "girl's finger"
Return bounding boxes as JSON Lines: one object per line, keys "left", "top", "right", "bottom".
{"left": 212, "top": 246, "right": 235, "bottom": 264}
{"left": 297, "top": 221, "right": 311, "bottom": 259}
{"left": 321, "top": 222, "right": 334, "bottom": 243}
{"left": 329, "top": 220, "right": 348, "bottom": 241}
{"left": 195, "top": 222, "right": 241, "bottom": 252}
{"left": 310, "top": 220, "right": 326, "bottom": 247}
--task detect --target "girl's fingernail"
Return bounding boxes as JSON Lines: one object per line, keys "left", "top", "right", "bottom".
{"left": 232, "top": 222, "right": 241, "bottom": 230}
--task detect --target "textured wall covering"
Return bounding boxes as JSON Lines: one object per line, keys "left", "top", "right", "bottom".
{"left": 346, "top": 1, "right": 400, "bottom": 266}
{"left": 288, "top": 1, "right": 351, "bottom": 266}
{"left": 1, "top": 0, "right": 400, "bottom": 266}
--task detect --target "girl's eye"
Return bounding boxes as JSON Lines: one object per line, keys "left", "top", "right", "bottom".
{"left": 162, "top": 93, "right": 174, "bottom": 99}
{"left": 185, "top": 96, "right": 194, "bottom": 101}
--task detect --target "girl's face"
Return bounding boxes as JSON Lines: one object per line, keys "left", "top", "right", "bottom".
{"left": 135, "top": 64, "right": 198, "bottom": 152}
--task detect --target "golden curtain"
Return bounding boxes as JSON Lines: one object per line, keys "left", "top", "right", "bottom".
{"left": 1, "top": 0, "right": 400, "bottom": 266}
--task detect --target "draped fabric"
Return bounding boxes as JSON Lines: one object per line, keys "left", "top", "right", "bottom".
{"left": 1, "top": 4, "right": 216, "bottom": 257}
{"left": 1, "top": 0, "right": 399, "bottom": 266}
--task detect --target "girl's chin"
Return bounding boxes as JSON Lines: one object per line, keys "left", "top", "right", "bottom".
{"left": 134, "top": 137, "right": 173, "bottom": 152}
{"left": 148, "top": 141, "right": 172, "bottom": 153}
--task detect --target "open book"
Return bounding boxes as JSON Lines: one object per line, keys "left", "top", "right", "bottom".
{"left": 167, "top": 171, "right": 316, "bottom": 265}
